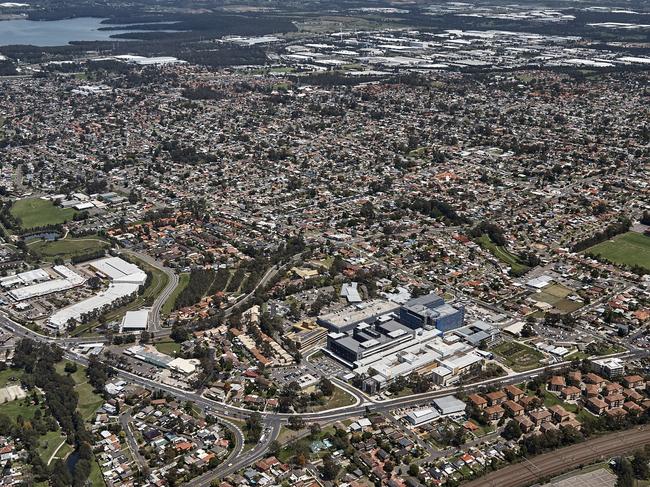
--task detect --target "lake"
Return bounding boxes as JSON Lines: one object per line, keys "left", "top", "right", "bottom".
{"left": 0, "top": 17, "right": 151, "bottom": 46}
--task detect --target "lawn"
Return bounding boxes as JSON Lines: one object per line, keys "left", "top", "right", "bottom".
{"left": 307, "top": 386, "right": 356, "bottom": 412}
{"left": 88, "top": 457, "right": 105, "bottom": 486}
{"left": 587, "top": 231, "right": 650, "bottom": 271}
{"left": 55, "top": 361, "right": 87, "bottom": 385}
{"left": 155, "top": 341, "right": 181, "bottom": 356}
{"left": 491, "top": 341, "right": 544, "bottom": 371}
{"left": 161, "top": 272, "right": 190, "bottom": 315}
{"left": 54, "top": 361, "right": 103, "bottom": 420}
{"left": 542, "top": 389, "right": 577, "bottom": 412}
{"left": 76, "top": 382, "right": 104, "bottom": 420}
{"left": 0, "top": 397, "right": 38, "bottom": 422}
{"left": 0, "top": 397, "right": 69, "bottom": 463}
{"left": 10, "top": 198, "right": 76, "bottom": 229}
{"left": 28, "top": 237, "right": 110, "bottom": 261}
{"left": 39, "top": 430, "right": 68, "bottom": 464}
{"left": 0, "top": 368, "right": 23, "bottom": 388}
{"left": 477, "top": 235, "right": 530, "bottom": 276}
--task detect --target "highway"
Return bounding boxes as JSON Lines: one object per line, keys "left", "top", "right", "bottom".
{"left": 464, "top": 425, "right": 650, "bottom": 487}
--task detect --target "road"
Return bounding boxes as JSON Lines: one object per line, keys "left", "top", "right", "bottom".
{"left": 2, "top": 310, "right": 648, "bottom": 481}
{"left": 119, "top": 410, "right": 147, "bottom": 469}
{"left": 464, "top": 425, "right": 650, "bottom": 487}
{"left": 121, "top": 249, "right": 178, "bottom": 333}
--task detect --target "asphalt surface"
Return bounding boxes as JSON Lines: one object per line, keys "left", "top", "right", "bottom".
{"left": 464, "top": 426, "right": 650, "bottom": 487}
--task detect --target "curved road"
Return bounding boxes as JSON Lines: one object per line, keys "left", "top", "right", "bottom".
{"left": 121, "top": 249, "right": 178, "bottom": 332}
{"left": 464, "top": 425, "right": 650, "bottom": 487}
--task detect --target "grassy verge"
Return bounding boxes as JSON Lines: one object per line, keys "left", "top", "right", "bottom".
{"left": 307, "top": 386, "right": 356, "bottom": 412}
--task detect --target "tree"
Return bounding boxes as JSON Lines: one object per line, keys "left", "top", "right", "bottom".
{"left": 51, "top": 459, "right": 72, "bottom": 487}
{"left": 408, "top": 463, "right": 420, "bottom": 476}
{"left": 502, "top": 419, "right": 522, "bottom": 441}
{"left": 269, "top": 440, "right": 281, "bottom": 456}
{"left": 322, "top": 453, "right": 340, "bottom": 481}
{"left": 64, "top": 362, "right": 78, "bottom": 374}
{"left": 170, "top": 326, "right": 189, "bottom": 343}
{"left": 288, "top": 415, "right": 305, "bottom": 430}
{"left": 615, "top": 457, "right": 634, "bottom": 487}
{"left": 319, "top": 377, "right": 334, "bottom": 396}
{"left": 360, "top": 201, "right": 375, "bottom": 220}
{"left": 244, "top": 412, "right": 262, "bottom": 443}
{"left": 140, "top": 331, "right": 151, "bottom": 344}
{"left": 632, "top": 450, "right": 650, "bottom": 480}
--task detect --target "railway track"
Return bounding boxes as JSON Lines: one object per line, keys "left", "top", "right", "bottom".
{"left": 464, "top": 426, "right": 650, "bottom": 487}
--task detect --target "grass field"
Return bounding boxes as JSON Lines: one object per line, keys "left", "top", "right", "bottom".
{"left": 161, "top": 272, "right": 190, "bottom": 315}
{"left": 0, "top": 368, "right": 23, "bottom": 388}
{"left": 307, "top": 386, "right": 357, "bottom": 412}
{"left": 477, "top": 235, "right": 530, "bottom": 275}
{"left": 155, "top": 341, "right": 181, "bottom": 356}
{"left": 587, "top": 231, "right": 650, "bottom": 271}
{"left": 55, "top": 361, "right": 103, "bottom": 420}
{"left": 28, "top": 237, "right": 110, "bottom": 261}
{"left": 76, "top": 382, "right": 104, "bottom": 420}
{"left": 531, "top": 283, "right": 583, "bottom": 314}
{"left": 0, "top": 397, "right": 69, "bottom": 463}
{"left": 491, "top": 341, "right": 544, "bottom": 372}
{"left": 10, "top": 198, "right": 76, "bottom": 229}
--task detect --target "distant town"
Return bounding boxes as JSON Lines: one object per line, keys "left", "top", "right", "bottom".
{"left": 0, "top": 0, "right": 649, "bottom": 487}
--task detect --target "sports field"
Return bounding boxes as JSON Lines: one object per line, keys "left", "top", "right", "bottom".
{"left": 587, "top": 231, "right": 650, "bottom": 271}
{"left": 10, "top": 198, "right": 76, "bottom": 229}
{"left": 28, "top": 237, "right": 109, "bottom": 261}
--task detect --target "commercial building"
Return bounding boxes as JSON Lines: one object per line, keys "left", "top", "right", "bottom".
{"left": 120, "top": 309, "right": 150, "bottom": 332}
{"left": 48, "top": 257, "right": 147, "bottom": 331}
{"left": 7, "top": 266, "right": 85, "bottom": 301}
{"left": 287, "top": 321, "right": 327, "bottom": 351}
{"left": 434, "top": 395, "right": 467, "bottom": 415}
{"left": 405, "top": 408, "right": 439, "bottom": 426}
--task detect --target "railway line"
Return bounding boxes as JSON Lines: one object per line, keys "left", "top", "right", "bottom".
{"left": 465, "top": 426, "right": 650, "bottom": 487}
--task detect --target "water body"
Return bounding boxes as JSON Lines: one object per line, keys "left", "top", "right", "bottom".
{"left": 0, "top": 17, "right": 157, "bottom": 46}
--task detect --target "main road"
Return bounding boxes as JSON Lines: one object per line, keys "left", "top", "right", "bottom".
{"left": 2, "top": 310, "right": 648, "bottom": 483}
